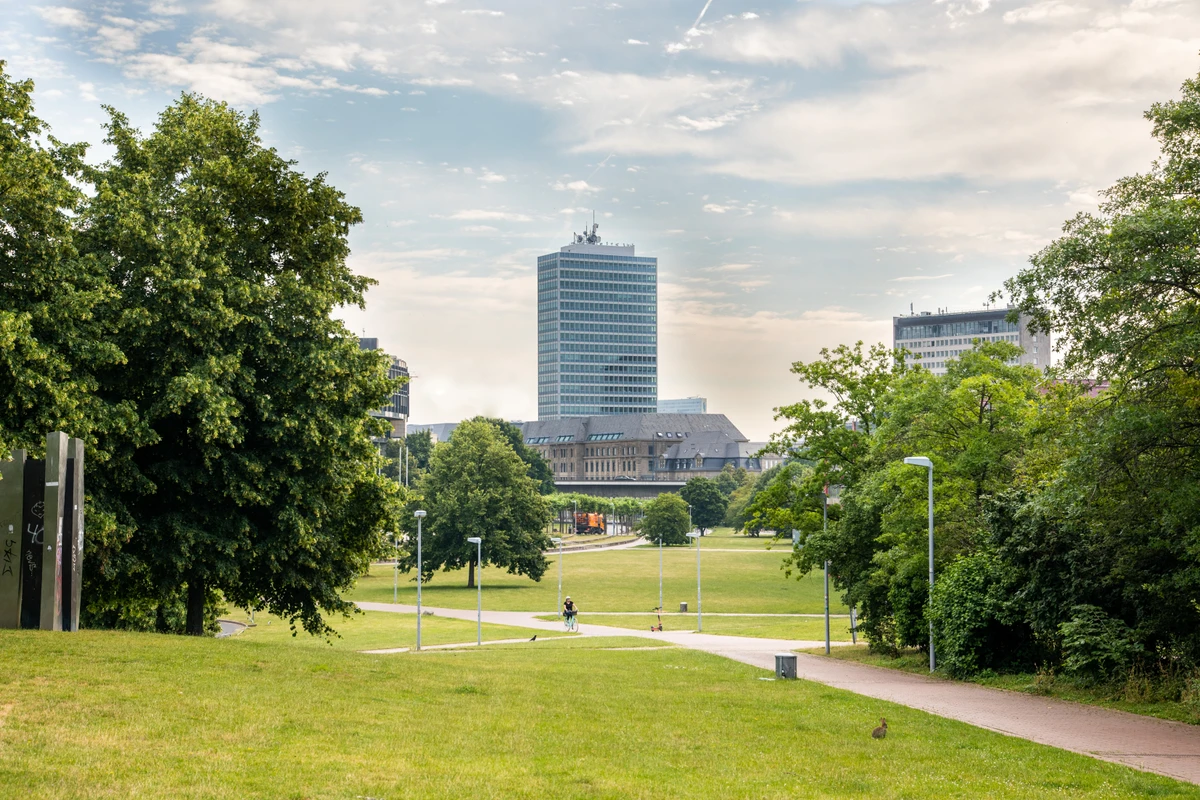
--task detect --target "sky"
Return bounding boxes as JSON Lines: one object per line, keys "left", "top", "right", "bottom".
{"left": 3, "top": 0, "right": 1199, "bottom": 440}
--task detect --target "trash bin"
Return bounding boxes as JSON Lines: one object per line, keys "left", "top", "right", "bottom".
{"left": 679, "top": 602, "right": 688, "bottom": 613}
{"left": 775, "top": 653, "right": 797, "bottom": 680}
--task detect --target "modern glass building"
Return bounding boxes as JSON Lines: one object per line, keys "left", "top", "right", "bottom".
{"left": 893, "top": 307, "right": 1050, "bottom": 375}
{"left": 537, "top": 229, "right": 657, "bottom": 419}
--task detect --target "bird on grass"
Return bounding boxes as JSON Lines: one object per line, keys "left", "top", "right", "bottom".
{"left": 529, "top": 635, "right": 537, "bottom": 642}
{"left": 871, "top": 718, "right": 888, "bottom": 739}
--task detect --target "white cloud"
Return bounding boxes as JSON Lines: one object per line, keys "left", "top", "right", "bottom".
{"left": 1003, "top": 2, "right": 1085, "bottom": 23}
{"left": 35, "top": 6, "right": 89, "bottom": 29}
{"left": 890, "top": 273, "right": 956, "bottom": 282}
{"left": 445, "top": 209, "right": 533, "bottom": 221}
{"left": 626, "top": 38, "right": 648, "bottom": 45}
{"left": 552, "top": 180, "right": 599, "bottom": 192}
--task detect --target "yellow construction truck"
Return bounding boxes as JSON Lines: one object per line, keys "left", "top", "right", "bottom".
{"left": 574, "top": 512, "right": 606, "bottom": 535}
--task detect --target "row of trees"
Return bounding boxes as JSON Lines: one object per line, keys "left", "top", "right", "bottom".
{"left": 1, "top": 65, "right": 401, "bottom": 635}
{"left": 753, "top": 70, "right": 1200, "bottom": 688}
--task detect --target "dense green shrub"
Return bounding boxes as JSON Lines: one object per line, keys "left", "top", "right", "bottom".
{"left": 1059, "top": 605, "right": 1143, "bottom": 683}
{"left": 929, "top": 552, "right": 1034, "bottom": 677}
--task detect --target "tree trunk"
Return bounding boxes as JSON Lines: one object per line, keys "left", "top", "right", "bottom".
{"left": 185, "top": 577, "right": 206, "bottom": 636}
{"left": 467, "top": 558, "right": 476, "bottom": 589}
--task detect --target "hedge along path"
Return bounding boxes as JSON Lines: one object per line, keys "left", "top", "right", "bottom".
{"left": 359, "top": 601, "right": 1200, "bottom": 786}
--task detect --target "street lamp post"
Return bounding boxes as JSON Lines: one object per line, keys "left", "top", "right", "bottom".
{"left": 551, "top": 537, "right": 563, "bottom": 615}
{"left": 467, "top": 536, "right": 483, "bottom": 645}
{"left": 903, "top": 456, "right": 935, "bottom": 672}
{"left": 658, "top": 534, "right": 663, "bottom": 613}
{"left": 414, "top": 510, "right": 426, "bottom": 650}
{"left": 392, "top": 533, "right": 399, "bottom": 603}
{"left": 687, "top": 531, "right": 701, "bottom": 631}
{"left": 572, "top": 499, "right": 578, "bottom": 537}
{"left": 687, "top": 504, "right": 692, "bottom": 534}
{"left": 823, "top": 489, "right": 830, "bottom": 655}
{"left": 611, "top": 500, "right": 616, "bottom": 536}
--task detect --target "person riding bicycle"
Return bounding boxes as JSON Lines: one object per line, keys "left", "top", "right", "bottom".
{"left": 563, "top": 597, "right": 578, "bottom": 629}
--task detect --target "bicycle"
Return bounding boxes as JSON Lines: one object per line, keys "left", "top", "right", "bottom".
{"left": 564, "top": 611, "right": 578, "bottom": 632}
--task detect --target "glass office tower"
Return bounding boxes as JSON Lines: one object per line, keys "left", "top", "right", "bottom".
{"left": 537, "top": 229, "right": 657, "bottom": 419}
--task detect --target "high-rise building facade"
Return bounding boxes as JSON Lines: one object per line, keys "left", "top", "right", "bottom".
{"left": 359, "top": 337, "right": 410, "bottom": 437}
{"left": 537, "top": 224, "right": 657, "bottom": 419}
{"left": 658, "top": 397, "right": 707, "bottom": 414}
{"left": 893, "top": 307, "right": 1050, "bottom": 376}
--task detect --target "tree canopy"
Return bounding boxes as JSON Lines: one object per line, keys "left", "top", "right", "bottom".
{"left": 470, "top": 416, "right": 556, "bottom": 494}
{"left": 640, "top": 493, "right": 691, "bottom": 546}
{"left": 679, "top": 477, "right": 727, "bottom": 535}
{"left": 401, "top": 419, "right": 551, "bottom": 588}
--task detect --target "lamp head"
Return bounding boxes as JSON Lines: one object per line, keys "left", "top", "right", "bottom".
{"left": 903, "top": 456, "right": 933, "bottom": 468}
{"left": 551, "top": 537, "right": 562, "bottom": 544}
{"left": 467, "top": 537, "right": 482, "bottom": 544}
{"left": 414, "top": 510, "right": 427, "bottom": 518}
{"left": 686, "top": 532, "right": 701, "bottom": 540}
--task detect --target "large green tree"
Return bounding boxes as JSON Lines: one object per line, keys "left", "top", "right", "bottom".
{"left": 0, "top": 63, "right": 129, "bottom": 459}
{"left": 470, "top": 416, "right": 556, "bottom": 494}
{"left": 79, "top": 95, "right": 399, "bottom": 636}
{"left": 998, "top": 68, "right": 1200, "bottom": 669}
{"left": 401, "top": 418, "right": 551, "bottom": 588}
{"left": 640, "top": 493, "right": 691, "bottom": 546}
{"left": 679, "top": 476, "right": 727, "bottom": 535}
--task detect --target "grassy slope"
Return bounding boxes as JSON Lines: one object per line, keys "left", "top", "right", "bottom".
{"left": 351, "top": 543, "right": 843, "bottom": 615}
{"left": 220, "top": 609, "right": 565, "bottom": 650}
{"left": 535, "top": 613, "right": 856, "bottom": 641}
{"left": 0, "top": 630, "right": 1195, "bottom": 798}
{"left": 810, "top": 646, "right": 1200, "bottom": 726}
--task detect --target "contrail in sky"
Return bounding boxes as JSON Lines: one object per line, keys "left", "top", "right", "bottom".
{"left": 691, "top": 0, "right": 715, "bottom": 29}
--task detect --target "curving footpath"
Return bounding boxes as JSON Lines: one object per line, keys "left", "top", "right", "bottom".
{"left": 357, "top": 601, "right": 1200, "bottom": 786}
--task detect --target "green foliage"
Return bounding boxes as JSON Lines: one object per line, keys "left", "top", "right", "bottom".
{"left": 0, "top": 62, "right": 132, "bottom": 464}
{"left": 929, "top": 552, "right": 1034, "bottom": 678}
{"left": 469, "top": 416, "right": 556, "bottom": 494}
{"left": 640, "top": 493, "right": 691, "bottom": 546}
{"left": 545, "top": 493, "right": 648, "bottom": 516}
{"left": 713, "top": 464, "right": 748, "bottom": 497}
{"left": 406, "top": 428, "right": 433, "bottom": 473}
{"left": 401, "top": 419, "right": 551, "bottom": 587}
{"left": 77, "top": 94, "right": 397, "bottom": 636}
{"left": 769, "top": 341, "right": 915, "bottom": 487}
{"left": 1059, "top": 606, "right": 1144, "bottom": 684}
{"left": 679, "top": 476, "right": 727, "bottom": 534}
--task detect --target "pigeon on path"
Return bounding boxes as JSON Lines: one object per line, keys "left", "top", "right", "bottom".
{"left": 529, "top": 635, "right": 537, "bottom": 642}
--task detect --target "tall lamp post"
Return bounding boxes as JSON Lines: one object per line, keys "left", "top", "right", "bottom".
{"left": 903, "top": 456, "right": 935, "bottom": 672}
{"left": 467, "top": 536, "right": 483, "bottom": 646}
{"left": 414, "top": 510, "right": 426, "bottom": 650}
{"left": 822, "top": 487, "right": 830, "bottom": 655}
{"left": 551, "top": 537, "right": 563, "bottom": 615}
{"left": 658, "top": 535, "right": 663, "bottom": 613}
{"left": 687, "top": 531, "right": 701, "bottom": 631}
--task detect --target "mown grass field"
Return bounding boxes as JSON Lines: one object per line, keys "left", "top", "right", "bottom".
{"left": 535, "top": 612, "right": 856, "bottom": 641}
{"left": 350, "top": 539, "right": 839, "bottom": 615}
{"left": 0, "top": 629, "right": 1195, "bottom": 798}
{"left": 221, "top": 608, "right": 565, "bottom": 650}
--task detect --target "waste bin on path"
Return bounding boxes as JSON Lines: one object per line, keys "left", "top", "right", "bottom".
{"left": 679, "top": 602, "right": 688, "bottom": 613}
{"left": 775, "top": 653, "right": 797, "bottom": 680}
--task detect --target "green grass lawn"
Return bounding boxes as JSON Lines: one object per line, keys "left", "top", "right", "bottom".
{"left": 634, "top": 527, "right": 786, "bottom": 550}
{"left": 810, "top": 645, "right": 1200, "bottom": 726}
{"left": 535, "top": 613, "right": 855, "bottom": 641}
{"left": 221, "top": 608, "right": 565, "bottom": 650}
{"left": 0, "top": 629, "right": 1195, "bottom": 798}
{"left": 351, "top": 545, "right": 842, "bottom": 615}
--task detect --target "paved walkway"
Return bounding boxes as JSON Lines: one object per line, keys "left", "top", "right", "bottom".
{"left": 357, "top": 601, "right": 1200, "bottom": 785}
